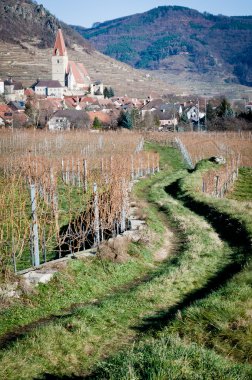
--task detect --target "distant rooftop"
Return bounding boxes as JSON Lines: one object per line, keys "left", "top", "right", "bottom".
{"left": 35, "top": 80, "right": 62, "bottom": 88}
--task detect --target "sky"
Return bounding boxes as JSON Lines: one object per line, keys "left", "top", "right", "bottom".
{"left": 38, "top": 0, "right": 252, "bottom": 27}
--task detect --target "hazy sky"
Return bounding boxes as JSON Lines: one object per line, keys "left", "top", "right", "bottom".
{"left": 39, "top": 0, "right": 252, "bottom": 27}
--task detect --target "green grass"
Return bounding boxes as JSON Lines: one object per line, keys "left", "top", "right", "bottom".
{"left": 0, "top": 145, "right": 251, "bottom": 379}
{"left": 86, "top": 154, "right": 252, "bottom": 379}
{"left": 228, "top": 167, "right": 252, "bottom": 201}
{"left": 92, "top": 336, "right": 252, "bottom": 380}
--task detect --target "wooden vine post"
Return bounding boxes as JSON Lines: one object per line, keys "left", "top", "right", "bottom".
{"left": 30, "top": 184, "right": 40, "bottom": 267}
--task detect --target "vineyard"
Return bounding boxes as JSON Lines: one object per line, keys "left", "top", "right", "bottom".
{"left": 0, "top": 130, "right": 159, "bottom": 275}
{"left": 148, "top": 131, "right": 252, "bottom": 197}
{"left": 0, "top": 130, "right": 251, "bottom": 380}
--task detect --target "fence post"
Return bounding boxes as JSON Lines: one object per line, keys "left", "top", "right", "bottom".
{"left": 93, "top": 183, "right": 100, "bottom": 246}
{"left": 121, "top": 180, "right": 126, "bottom": 233}
{"left": 215, "top": 176, "right": 219, "bottom": 197}
{"left": 83, "top": 159, "right": 88, "bottom": 193}
{"left": 175, "top": 137, "right": 194, "bottom": 169}
{"left": 131, "top": 155, "right": 134, "bottom": 180}
{"left": 42, "top": 228, "right": 46, "bottom": 263}
{"left": 12, "top": 237, "right": 17, "bottom": 273}
{"left": 30, "top": 184, "right": 40, "bottom": 267}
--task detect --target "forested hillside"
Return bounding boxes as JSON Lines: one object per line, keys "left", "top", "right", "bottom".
{"left": 72, "top": 6, "right": 252, "bottom": 86}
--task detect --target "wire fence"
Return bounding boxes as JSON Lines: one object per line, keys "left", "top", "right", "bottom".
{"left": 0, "top": 130, "right": 159, "bottom": 275}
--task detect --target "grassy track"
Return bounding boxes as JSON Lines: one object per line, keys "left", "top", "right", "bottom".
{"left": 228, "top": 167, "right": 252, "bottom": 201}
{"left": 89, "top": 153, "right": 252, "bottom": 380}
{"left": 0, "top": 144, "right": 251, "bottom": 379}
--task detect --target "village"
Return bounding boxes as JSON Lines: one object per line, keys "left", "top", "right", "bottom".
{"left": 0, "top": 28, "right": 252, "bottom": 132}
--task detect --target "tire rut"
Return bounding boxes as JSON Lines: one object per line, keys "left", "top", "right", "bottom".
{"left": 133, "top": 174, "right": 251, "bottom": 334}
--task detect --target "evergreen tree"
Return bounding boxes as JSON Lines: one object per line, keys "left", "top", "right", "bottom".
{"left": 108, "top": 87, "right": 115, "bottom": 98}
{"left": 93, "top": 116, "right": 102, "bottom": 129}
{"left": 103, "top": 87, "right": 115, "bottom": 98}
{"left": 103, "top": 87, "right": 110, "bottom": 98}
{"left": 118, "top": 111, "right": 132, "bottom": 129}
{"left": 217, "top": 98, "right": 234, "bottom": 118}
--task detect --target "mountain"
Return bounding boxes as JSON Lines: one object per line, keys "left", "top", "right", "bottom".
{"left": 0, "top": 0, "right": 91, "bottom": 50}
{"left": 0, "top": 0, "right": 174, "bottom": 97}
{"left": 72, "top": 6, "right": 252, "bottom": 86}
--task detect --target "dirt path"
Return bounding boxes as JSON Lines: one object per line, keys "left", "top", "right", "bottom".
{"left": 154, "top": 225, "right": 174, "bottom": 262}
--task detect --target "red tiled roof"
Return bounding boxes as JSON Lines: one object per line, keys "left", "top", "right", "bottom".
{"left": 53, "top": 29, "right": 67, "bottom": 56}
{"left": 0, "top": 105, "right": 12, "bottom": 113}
{"left": 87, "top": 111, "right": 111, "bottom": 125}
{"left": 0, "top": 105, "right": 13, "bottom": 121}
{"left": 80, "top": 97, "right": 99, "bottom": 105}
{"left": 38, "top": 98, "right": 63, "bottom": 111}
{"left": 64, "top": 98, "right": 76, "bottom": 109}
{"left": 68, "top": 61, "right": 89, "bottom": 84}
{"left": 24, "top": 88, "right": 34, "bottom": 96}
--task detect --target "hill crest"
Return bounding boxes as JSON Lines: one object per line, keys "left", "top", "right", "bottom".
{"left": 72, "top": 5, "right": 252, "bottom": 86}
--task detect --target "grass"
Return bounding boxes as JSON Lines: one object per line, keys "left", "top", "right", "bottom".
{"left": 0, "top": 144, "right": 251, "bottom": 379}
{"left": 228, "top": 167, "right": 252, "bottom": 201}
{"left": 85, "top": 153, "right": 252, "bottom": 379}
{"left": 91, "top": 336, "right": 252, "bottom": 380}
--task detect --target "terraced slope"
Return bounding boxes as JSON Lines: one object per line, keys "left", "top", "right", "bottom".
{"left": 0, "top": 145, "right": 251, "bottom": 379}
{"left": 0, "top": 41, "right": 173, "bottom": 98}
{"left": 0, "top": 0, "right": 173, "bottom": 97}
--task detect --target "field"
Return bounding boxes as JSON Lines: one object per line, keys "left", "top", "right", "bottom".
{"left": 0, "top": 130, "right": 251, "bottom": 379}
{"left": 0, "top": 130, "right": 159, "bottom": 274}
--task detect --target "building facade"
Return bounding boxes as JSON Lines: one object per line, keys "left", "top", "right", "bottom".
{"left": 52, "top": 29, "right": 92, "bottom": 92}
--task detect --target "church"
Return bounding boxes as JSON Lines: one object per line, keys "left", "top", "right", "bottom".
{"left": 52, "top": 28, "right": 103, "bottom": 96}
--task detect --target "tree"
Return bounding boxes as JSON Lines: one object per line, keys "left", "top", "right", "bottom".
{"left": 104, "top": 87, "right": 109, "bottom": 98}
{"left": 118, "top": 111, "right": 132, "bottom": 129}
{"left": 93, "top": 116, "right": 102, "bottom": 129}
{"left": 104, "top": 87, "right": 115, "bottom": 98}
{"left": 25, "top": 97, "right": 40, "bottom": 128}
{"left": 142, "top": 112, "right": 154, "bottom": 131}
{"left": 131, "top": 107, "right": 141, "bottom": 129}
{"left": 108, "top": 87, "right": 115, "bottom": 97}
{"left": 153, "top": 114, "right": 161, "bottom": 130}
{"left": 206, "top": 102, "right": 216, "bottom": 121}
{"left": 217, "top": 98, "right": 234, "bottom": 118}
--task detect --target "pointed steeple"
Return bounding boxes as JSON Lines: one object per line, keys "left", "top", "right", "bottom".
{"left": 53, "top": 28, "right": 67, "bottom": 56}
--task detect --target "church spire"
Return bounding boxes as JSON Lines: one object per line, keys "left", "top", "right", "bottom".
{"left": 53, "top": 28, "right": 67, "bottom": 56}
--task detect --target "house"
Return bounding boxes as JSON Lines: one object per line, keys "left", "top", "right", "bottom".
{"left": 90, "top": 81, "right": 104, "bottom": 98}
{"left": 4, "top": 78, "right": 24, "bottom": 101}
{"left": 87, "top": 110, "right": 113, "bottom": 127}
{"left": 33, "top": 80, "right": 63, "bottom": 98}
{"left": 141, "top": 99, "right": 165, "bottom": 117}
{"left": 160, "top": 103, "right": 182, "bottom": 116}
{"left": 156, "top": 109, "right": 178, "bottom": 130}
{"left": 67, "top": 61, "right": 91, "bottom": 91}
{"left": 48, "top": 109, "right": 90, "bottom": 130}
{"left": 186, "top": 106, "right": 205, "bottom": 122}
{"left": 141, "top": 99, "right": 181, "bottom": 128}
{"left": 245, "top": 102, "right": 252, "bottom": 112}
{"left": 37, "top": 98, "right": 64, "bottom": 127}
{"left": 8, "top": 101, "right": 26, "bottom": 112}
{"left": 0, "top": 104, "right": 13, "bottom": 127}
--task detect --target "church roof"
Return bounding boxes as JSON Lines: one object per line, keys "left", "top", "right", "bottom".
{"left": 53, "top": 29, "right": 67, "bottom": 56}
{"left": 68, "top": 61, "right": 90, "bottom": 84}
{"left": 35, "top": 80, "right": 62, "bottom": 88}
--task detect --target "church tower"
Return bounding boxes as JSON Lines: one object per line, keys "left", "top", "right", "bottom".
{"left": 52, "top": 29, "right": 68, "bottom": 87}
